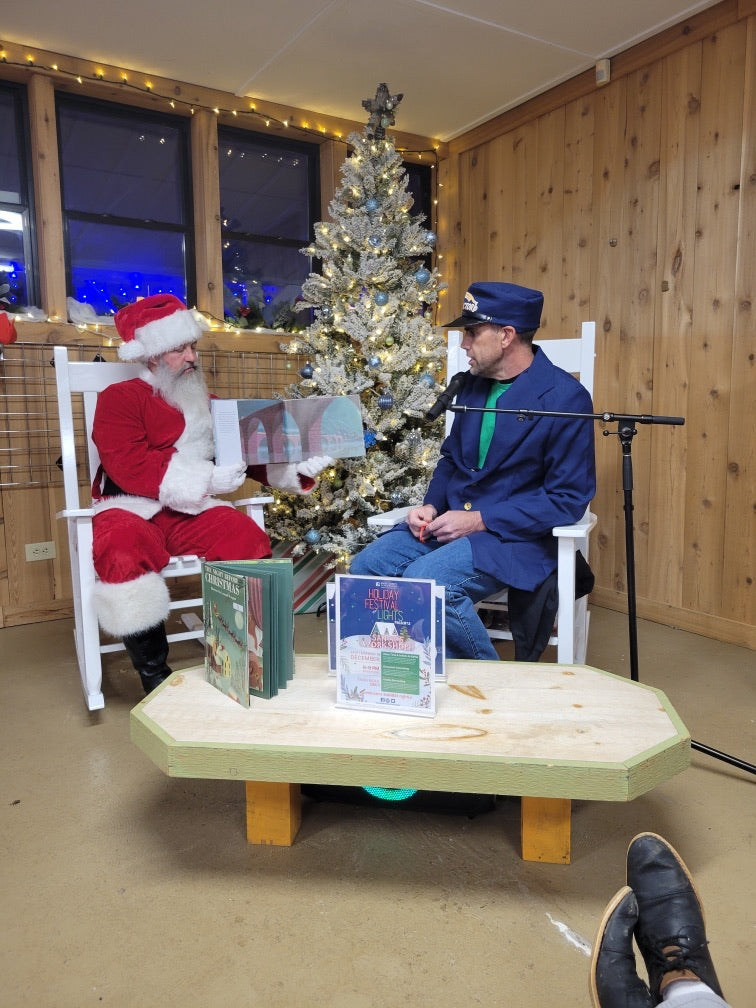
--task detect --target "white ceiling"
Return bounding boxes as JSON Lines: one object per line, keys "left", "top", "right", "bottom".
{"left": 3, "top": 0, "right": 720, "bottom": 141}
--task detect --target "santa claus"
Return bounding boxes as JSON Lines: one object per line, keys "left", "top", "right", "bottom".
{"left": 91, "top": 293, "right": 331, "bottom": 694}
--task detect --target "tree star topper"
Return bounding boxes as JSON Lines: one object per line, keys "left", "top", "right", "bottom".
{"left": 362, "top": 83, "right": 404, "bottom": 140}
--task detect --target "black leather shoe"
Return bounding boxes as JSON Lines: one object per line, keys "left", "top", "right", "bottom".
{"left": 627, "top": 832, "right": 724, "bottom": 1001}
{"left": 590, "top": 886, "right": 654, "bottom": 1008}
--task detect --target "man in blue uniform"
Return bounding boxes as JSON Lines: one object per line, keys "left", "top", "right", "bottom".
{"left": 350, "top": 281, "right": 596, "bottom": 661}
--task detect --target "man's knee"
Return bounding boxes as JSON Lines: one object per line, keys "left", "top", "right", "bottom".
{"left": 349, "top": 542, "right": 378, "bottom": 575}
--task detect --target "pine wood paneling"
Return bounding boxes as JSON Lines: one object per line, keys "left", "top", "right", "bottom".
{"left": 438, "top": 3, "right": 755, "bottom": 647}
{"left": 191, "top": 109, "right": 224, "bottom": 320}
{"left": 591, "top": 77, "right": 629, "bottom": 598}
{"left": 536, "top": 108, "right": 566, "bottom": 328}
{"left": 723, "top": 15, "right": 756, "bottom": 624}
{"left": 686, "top": 24, "right": 747, "bottom": 618}
{"left": 562, "top": 96, "right": 595, "bottom": 324}
{"left": 647, "top": 44, "right": 702, "bottom": 609}
{"left": 27, "top": 74, "right": 67, "bottom": 321}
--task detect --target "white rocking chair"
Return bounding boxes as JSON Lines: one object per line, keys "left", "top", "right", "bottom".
{"left": 54, "top": 345, "right": 272, "bottom": 710}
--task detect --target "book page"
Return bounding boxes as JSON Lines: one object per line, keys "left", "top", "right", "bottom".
{"left": 211, "top": 399, "right": 244, "bottom": 465}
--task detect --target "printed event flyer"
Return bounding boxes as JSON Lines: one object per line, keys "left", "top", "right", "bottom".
{"left": 334, "top": 574, "right": 437, "bottom": 717}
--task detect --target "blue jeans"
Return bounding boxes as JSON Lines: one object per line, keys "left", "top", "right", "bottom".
{"left": 350, "top": 528, "right": 506, "bottom": 660}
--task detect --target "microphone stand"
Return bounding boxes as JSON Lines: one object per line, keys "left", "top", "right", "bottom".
{"left": 449, "top": 401, "right": 755, "bottom": 776}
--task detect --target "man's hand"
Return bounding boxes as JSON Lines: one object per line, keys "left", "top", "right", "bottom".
{"left": 422, "top": 509, "right": 485, "bottom": 543}
{"left": 407, "top": 504, "right": 437, "bottom": 540}
{"left": 208, "top": 462, "right": 247, "bottom": 495}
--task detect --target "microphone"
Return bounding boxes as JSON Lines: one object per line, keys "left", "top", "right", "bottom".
{"left": 425, "top": 371, "right": 469, "bottom": 421}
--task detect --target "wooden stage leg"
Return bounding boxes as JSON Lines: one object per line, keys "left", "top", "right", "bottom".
{"left": 245, "top": 781, "right": 302, "bottom": 846}
{"left": 520, "top": 797, "right": 571, "bottom": 864}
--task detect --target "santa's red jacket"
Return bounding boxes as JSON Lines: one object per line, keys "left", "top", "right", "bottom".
{"left": 91, "top": 375, "right": 313, "bottom": 515}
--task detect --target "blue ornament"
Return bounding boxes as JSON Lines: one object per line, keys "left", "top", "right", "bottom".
{"left": 369, "top": 235, "right": 382, "bottom": 248}
{"left": 374, "top": 291, "right": 389, "bottom": 306}
{"left": 389, "top": 490, "right": 406, "bottom": 507}
{"left": 365, "top": 197, "right": 379, "bottom": 213}
{"left": 304, "top": 528, "right": 322, "bottom": 546}
{"left": 378, "top": 391, "right": 394, "bottom": 410}
{"left": 419, "top": 372, "right": 435, "bottom": 387}
{"left": 414, "top": 267, "right": 431, "bottom": 285}
{"left": 368, "top": 355, "right": 382, "bottom": 369}
{"left": 299, "top": 362, "right": 314, "bottom": 379}
{"left": 364, "top": 430, "right": 378, "bottom": 448}
{"left": 425, "top": 230, "right": 437, "bottom": 246}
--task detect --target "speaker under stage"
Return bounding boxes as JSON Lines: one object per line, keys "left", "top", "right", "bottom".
{"left": 300, "top": 784, "right": 498, "bottom": 817}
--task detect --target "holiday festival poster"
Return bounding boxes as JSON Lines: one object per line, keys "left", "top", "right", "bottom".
{"left": 212, "top": 394, "right": 365, "bottom": 466}
{"left": 334, "top": 574, "right": 437, "bottom": 717}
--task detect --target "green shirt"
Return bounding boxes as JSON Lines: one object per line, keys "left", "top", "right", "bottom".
{"left": 478, "top": 380, "right": 513, "bottom": 467}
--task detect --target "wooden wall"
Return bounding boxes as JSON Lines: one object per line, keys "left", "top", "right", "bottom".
{"left": 436, "top": 0, "right": 755, "bottom": 648}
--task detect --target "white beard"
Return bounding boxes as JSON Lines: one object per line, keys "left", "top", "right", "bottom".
{"left": 150, "top": 359, "right": 215, "bottom": 461}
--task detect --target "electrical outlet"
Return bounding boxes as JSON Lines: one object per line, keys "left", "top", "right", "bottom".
{"left": 25, "top": 541, "right": 57, "bottom": 562}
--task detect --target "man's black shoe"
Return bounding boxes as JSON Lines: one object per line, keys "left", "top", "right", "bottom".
{"left": 627, "top": 832, "right": 724, "bottom": 1001}
{"left": 590, "top": 886, "right": 654, "bottom": 1008}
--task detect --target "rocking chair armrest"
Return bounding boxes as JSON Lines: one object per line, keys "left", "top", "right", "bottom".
{"left": 57, "top": 506, "right": 95, "bottom": 520}
{"left": 367, "top": 505, "right": 412, "bottom": 530}
{"left": 552, "top": 508, "right": 597, "bottom": 539}
{"left": 235, "top": 495, "right": 274, "bottom": 508}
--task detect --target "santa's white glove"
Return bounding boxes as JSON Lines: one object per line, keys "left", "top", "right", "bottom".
{"left": 266, "top": 455, "right": 334, "bottom": 495}
{"left": 208, "top": 462, "right": 247, "bottom": 495}
{"left": 296, "top": 455, "right": 334, "bottom": 480}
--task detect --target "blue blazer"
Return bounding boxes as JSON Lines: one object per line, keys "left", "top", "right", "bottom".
{"left": 424, "top": 345, "right": 596, "bottom": 591}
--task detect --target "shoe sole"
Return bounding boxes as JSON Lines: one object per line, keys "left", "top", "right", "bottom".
{"left": 589, "top": 885, "right": 634, "bottom": 1008}
{"left": 626, "top": 831, "right": 707, "bottom": 929}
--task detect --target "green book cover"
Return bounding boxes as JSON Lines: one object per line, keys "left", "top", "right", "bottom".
{"left": 202, "top": 559, "right": 293, "bottom": 704}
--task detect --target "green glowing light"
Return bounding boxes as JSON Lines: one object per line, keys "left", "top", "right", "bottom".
{"left": 362, "top": 786, "right": 418, "bottom": 802}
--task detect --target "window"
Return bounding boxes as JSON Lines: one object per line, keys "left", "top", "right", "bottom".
{"left": 0, "top": 82, "right": 36, "bottom": 311}
{"left": 218, "top": 128, "right": 318, "bottom": 329}
{"left": 56, "top": 96, "right": 194, "bottom": 317}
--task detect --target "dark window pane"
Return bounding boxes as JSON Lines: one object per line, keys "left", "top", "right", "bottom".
{"left": 404, "top": 162, "right": 432, "bottom": 223}
{"left": 67, "top": 220, "right": 188, "bottom": 316}
{"left": 219, "top": 129, "right": 318, "bottom": 327}
{"left": 58, "top": 100, "right": 188, "bottom": 224}
{"left": 223, "top": 237, "right": 311, "bottom": 324}
{"left": 0, "top": 89, "right": 23, "bottom": 203}
{"left": 0, "top": 210, "right": 30, "bottom": 309}
{"left": 0, "top": 83, "right": 34, "bottom": 309}
{"left": 219, "top": 133, "right": 315, "bottom": 239}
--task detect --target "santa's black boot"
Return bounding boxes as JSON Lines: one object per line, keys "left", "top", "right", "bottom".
{"left": 122, "top": 623, "right": 173, "bottom": 694}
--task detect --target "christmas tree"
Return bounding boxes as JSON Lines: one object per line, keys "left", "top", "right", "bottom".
{"left": 265, "top": 85, "right": 447, "bottom": 567}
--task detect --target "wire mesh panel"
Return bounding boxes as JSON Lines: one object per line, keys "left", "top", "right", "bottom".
{"left": 0, "top": 339, "right": 305, "bottom": 490}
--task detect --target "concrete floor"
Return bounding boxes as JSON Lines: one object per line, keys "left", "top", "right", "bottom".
{"left": 2, "top": 607, "right": 753, "bottom": 1008}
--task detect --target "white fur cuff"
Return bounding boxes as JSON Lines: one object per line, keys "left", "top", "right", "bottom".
{"left": 94, "top": 571, "right": 170, "bottom": 638}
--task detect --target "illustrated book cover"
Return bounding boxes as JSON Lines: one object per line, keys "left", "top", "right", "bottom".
{"left": 202, "top": 559, "right": 294, "bottom": 705}
{"left": 333, "top": 574, "right": 440, "bottom": 716}
{"left": 212, "top": 394, "right": 365, "bottom": 466}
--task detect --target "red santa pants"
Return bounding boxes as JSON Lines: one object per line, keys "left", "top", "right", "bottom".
{"left": 93, "top": 505, "right": 272, "bottom": 584}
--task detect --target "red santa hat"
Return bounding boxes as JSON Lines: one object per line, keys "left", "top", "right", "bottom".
{"left": 115, "top": 293, "right": 204, "bottom": 362}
